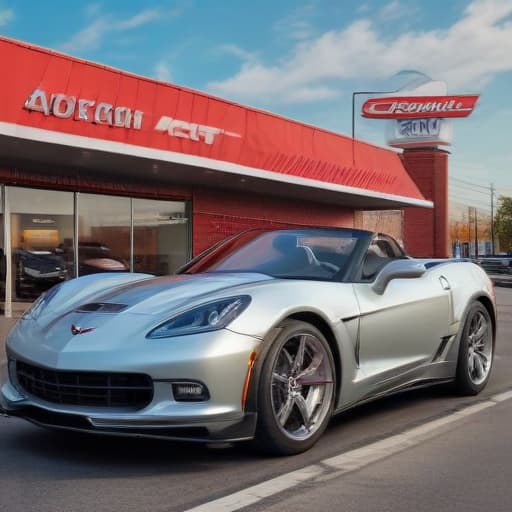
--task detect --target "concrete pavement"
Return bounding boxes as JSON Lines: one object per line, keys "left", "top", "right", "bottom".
{"left": 0, "top": 317, "right": 16, "bottom": 363}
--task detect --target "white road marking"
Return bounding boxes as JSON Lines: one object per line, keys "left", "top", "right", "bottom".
{"left": 184, "top": 465, "right": 324, "bottom": 512}
{"left": 453, "top": 401, "right": 495, "bottom": 416}
{"left": 491, "top": 389, "right": 512, "bottom": 402}
{"left": 184, "top": 391, "right": 512, "bottom": 512}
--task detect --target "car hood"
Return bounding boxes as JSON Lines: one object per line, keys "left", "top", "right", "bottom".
{"left": 89, "top": 272, "right": 273, "bottom": 315}
{"left": 7, "top": 272, "right": 273, "bottom": 367}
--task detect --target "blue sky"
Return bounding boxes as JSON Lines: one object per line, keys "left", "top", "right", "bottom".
{"left": 1, "top": 0, "right": 511, "bottom": 210}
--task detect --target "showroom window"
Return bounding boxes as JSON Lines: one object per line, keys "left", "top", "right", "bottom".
{"left": 9, "top": 187, "right": 74, "bottom": 302}
{"left": 77, "top": 194, "right": 131, "bottom": 276}
{"left": 1, "top": 186, "right": 191, "bottom": 315}
{"left": 133, "top": 198, "right": 190, "bottom": 275}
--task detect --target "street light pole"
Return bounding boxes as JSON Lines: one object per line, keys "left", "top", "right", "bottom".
{"left": 351, "top": 90, "right": 397, "bottom": 166}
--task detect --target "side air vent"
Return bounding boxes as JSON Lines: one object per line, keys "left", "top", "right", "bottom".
{"left": 74, "top": 303, "right": 127, "bottom": 313}
{"left": 432, "top": 336, "right": 452, "bottom": 362}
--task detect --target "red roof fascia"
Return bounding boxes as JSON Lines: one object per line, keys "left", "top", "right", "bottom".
{"left": 0, "top": 36, "right": 425, "bottom": 201}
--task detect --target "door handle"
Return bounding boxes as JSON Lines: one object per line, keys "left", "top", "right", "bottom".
{"left": 439, "top": 275, "right": 451, "bottom": 290}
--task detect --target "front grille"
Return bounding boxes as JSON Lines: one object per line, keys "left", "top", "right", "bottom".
{"left": 16, "top": 361, "right": 153, "bottom": 409}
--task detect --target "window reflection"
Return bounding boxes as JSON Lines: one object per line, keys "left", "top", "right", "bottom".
{"left": 2, "top": 187, "right": 191, "bottom": 309}
{"left": 133, "top": 199, "right": 189, "bottom": 275}
{"left": 9, "top": 187, "right": 74, "bottom": 301}
{"left": 78, "top": 194, "right": 130, "bottom": 276}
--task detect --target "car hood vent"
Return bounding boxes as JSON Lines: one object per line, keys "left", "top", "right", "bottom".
{"left": 74, "top": 302, "right": 128, "bottom": 313}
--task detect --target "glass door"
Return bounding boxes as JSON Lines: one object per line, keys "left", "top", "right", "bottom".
{"left": 133, "top": 198, "right": 190, "bottom": 275}
{"left": 9, "top": 187, "right": 74, "bottom": 303}
{"left": 77, "top": 193, "right": 130, "bottom": 276}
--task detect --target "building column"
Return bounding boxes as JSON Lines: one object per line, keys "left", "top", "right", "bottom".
{"left": 401, "top": 148, "right": 450, "bottom": 258}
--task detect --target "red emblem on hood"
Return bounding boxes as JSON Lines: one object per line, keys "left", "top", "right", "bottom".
{"left": 71, "top": 325, "right": 96, "bottom": 335}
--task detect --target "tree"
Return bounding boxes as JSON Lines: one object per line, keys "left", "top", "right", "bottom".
{"left": 494, "top": 195, "right": 512, "bottom": 254}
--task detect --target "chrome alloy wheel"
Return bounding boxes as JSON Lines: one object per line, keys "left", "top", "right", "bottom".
{"left": 466, "top": 309, "right": 493, "bottom": 386}
{"left": 270, "top": 333, "right": 334, "bottom": 441}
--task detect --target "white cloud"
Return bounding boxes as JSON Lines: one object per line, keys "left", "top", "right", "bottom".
{"left": 215, "top": 44, "right": 258, "bottom": 62}
{"left": 154, "top": 61, "right": 172, "bottom": 82}
{"left": 208, "top": 0, "right": 512, "bottom": 105}
{"left": 357, "top": 3, "right": 370, "bottom": 14}
{"left": 276, "top": 19, "right": 313, "bottom": 41}
{"left": 379, "top": 0, "right": 417, "bottom": 21}
{"left": 84, "top": 3, "right": 102, "bottom": 18}
{"left": 61, "top": 18, "right": 109, "bottom": 52}
{"left": 0, "top": 7, "right": 14, "bottom": 26}
{"left": 116, "top": 8, "right": 160, "bottom": 30}
{"left": 61, "top": 7, "right": 162, "bottom": 52}
{"left": 273, "top": 2, "right": 317, "bottom": 41}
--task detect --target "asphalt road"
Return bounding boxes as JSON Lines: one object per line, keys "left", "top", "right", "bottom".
{"left": 256, "top": 396, "right": 512, "bottom": 512}
{"left": 0, "top": 288, "right": 510, "bottom": 512}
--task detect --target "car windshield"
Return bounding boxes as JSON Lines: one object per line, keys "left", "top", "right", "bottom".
{"left": 180, "top": 228, "right": 369, "bottom": 281}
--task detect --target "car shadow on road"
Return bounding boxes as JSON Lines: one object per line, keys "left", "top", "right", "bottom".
{"left": 0, "top": 384, "right": 466, "bottom": 481}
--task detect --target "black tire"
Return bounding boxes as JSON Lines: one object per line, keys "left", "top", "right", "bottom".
{"left": 254, "top": 320, "right": 336, "bottom": 455}
{"left": 454, "top": 302, "right": 494, "bottom": 396}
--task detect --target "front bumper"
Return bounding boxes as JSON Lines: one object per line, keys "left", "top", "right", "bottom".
{"left": 1, "top": 328, "right": 261, "bottom": 443}
{"left": 0, "top": 394, "right": 257, "bottom": 442}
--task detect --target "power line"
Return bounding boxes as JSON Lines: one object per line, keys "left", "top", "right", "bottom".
{"left": 449, "top": 181, "right": 491, "bottom": 195}
{"left": 450, "top": 175, "right": 493, "bottom": 187}
{"left": 449, "top": 177, "right": 490, "bottom": 190}
{"left": 449, "top": 181, "right": 489, "bottom": 194}
{"left": 449, "top": 177, "right": 512, "bottom": 199}
{"left": 448, "top": 196, "right": 492, "bottom": 210}
{"left": 449, "top": 192, "right": 489, "bottom": 201}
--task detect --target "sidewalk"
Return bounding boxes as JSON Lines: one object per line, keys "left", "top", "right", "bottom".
{"left": 0, "top": 317, "right": 16, "bottom": 364}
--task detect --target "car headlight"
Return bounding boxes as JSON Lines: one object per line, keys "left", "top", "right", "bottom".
{"left": 147, "top": 296, "right": 251, "bottom": 339}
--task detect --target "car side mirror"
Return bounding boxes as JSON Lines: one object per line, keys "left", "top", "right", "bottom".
{"left": 371, "top": 259, "right": 426, "bottom": 295}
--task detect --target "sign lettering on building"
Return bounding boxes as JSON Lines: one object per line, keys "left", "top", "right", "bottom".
{"left": 154, "top": 116, "right": 241, "bottom": 145}
{"left": 24, "top": 89, "right": 144, "bottom": 129}
{"left": 23, "top": 89, "right": 242, "bottom": 145}
{"left": 362, "top": 94, "right": 479, "bottom": 119}
{"left": 397, "top": 118, "right": 441, "bottom": 137}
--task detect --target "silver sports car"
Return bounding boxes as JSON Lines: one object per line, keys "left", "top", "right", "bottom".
{"left": 0, "top": 228, "right": 496, "bottom": 455}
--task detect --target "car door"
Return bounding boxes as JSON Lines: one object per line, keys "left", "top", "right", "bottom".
{"left": 352, "top": 236, "right": 451, "bottom": 381}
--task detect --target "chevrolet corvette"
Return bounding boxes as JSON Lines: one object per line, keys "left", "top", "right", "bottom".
{"left": 0, "top": 228, "right": 496, "bottom": 454}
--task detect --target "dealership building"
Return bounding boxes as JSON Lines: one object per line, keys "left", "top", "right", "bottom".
{"left": 0, "top": 36, "right": 450, "bottom": 317}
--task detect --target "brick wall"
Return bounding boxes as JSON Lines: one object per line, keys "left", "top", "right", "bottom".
{"left": 192, "top": 188, "right": 355, "bottom": 255}
{"left": 401, "top": 149, "right": 449, "bottom": 258}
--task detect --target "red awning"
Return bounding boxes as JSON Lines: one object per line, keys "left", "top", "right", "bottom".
{"left": 0, "top": 36, "right": 431, "bottom": 208}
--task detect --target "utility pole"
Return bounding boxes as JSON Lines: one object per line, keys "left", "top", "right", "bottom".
{"left": 474, "top": 207, "right": 479, "bottom": 259}
{"left": 490, "top": 183, "right": 495, "bottom": 255}
{"left": 468, "top": 206, "right": 472, "bottom": 258}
